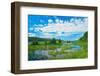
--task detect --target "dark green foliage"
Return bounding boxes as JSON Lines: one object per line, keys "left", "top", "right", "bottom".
{"left": 32, "top": 40, "right": 38, "bottom": 45}
{"left": 29, "top": 37, "right": 62, "bottom": 45}
{"left": 79, "top": 32, "right": 88, "bottom": 41}
{"left": 67, "top": 41, "right": 71, "bottom": 43}
{"left": 50, "top": 38, "right": 56, "bottom": 44}
{"left": 29, "top": 37, "right": 50, "bottom": 42}
{"left": 58, "top": 39, "right": 62, "bottom": 43}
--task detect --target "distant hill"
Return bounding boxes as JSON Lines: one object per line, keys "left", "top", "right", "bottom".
{"left": 28, "top": 37, "right": 49, "bottom": 42}
{"left": 79, "top": 32, "right": 88, "bottom": 41}
{"left": 28, "top": 37, "right": 62, "bottom": 42}
{"left": 28, "top": 32, "right": 88, "bottom": 43}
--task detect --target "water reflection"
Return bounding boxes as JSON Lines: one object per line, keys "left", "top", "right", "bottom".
{"left": 28, "top": 45, "right": 81, "bottom": 60}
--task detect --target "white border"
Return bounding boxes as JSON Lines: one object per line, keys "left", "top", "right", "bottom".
{"left": 20, "top": 7, "right": 95, "bottom": 70}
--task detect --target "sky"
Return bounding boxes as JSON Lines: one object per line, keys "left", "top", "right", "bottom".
{"left": 28, "top": 14, "right": 88, "bottom": 41}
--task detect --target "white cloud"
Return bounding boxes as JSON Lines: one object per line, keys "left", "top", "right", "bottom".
{"left": 59, "top": 20, "right": 63, "bottom": 23}
{"left": 29, "top": 18, "right": 88, "bottom": 39}
{"left": 70, "top": 18, "right": 75, "bottom": 23}
{"left": 55, "top": 19, "right": 59, "bottom": 23}
{"left": 28, "top": 33, "right": 36, "bottom": 37}
{"left": 40, "top": 22, "right": 87, "bottom": 33}
{"left": 46, "top": 18, "right": 87, "bottom": 33}
{"left": 39, "top": 35, "right": 52, "bottom": 38}
{"left": 59, "top": 32, "right": 74, "bottom": 36}
{"left": 29, "top": 27, "right": 33, "bottom": 31}
{"left": 33, "top": 24, "right": 38, "bottom": 26}
{"left": 34, "top": 28, "right": 42, "bottom": 32}
{"left": 48, "top": 19, "right": 53, "bottom": 23}
{"left": 55, "top": 19, "right": 63, "bottom": 24}
{"left": 40, "top": 32, "right": 77, "bottom": 39}
{"left": 40, "top": 31, "right": 73, "bottom": 38}
{"left": 38, "top": 24, "right": 44, "bottom": 27}
{"left": 39, "top": 32, "right": 55, "bottom": 38}
{"left": 34, "top": 24, "right": 44, "bottom": 27}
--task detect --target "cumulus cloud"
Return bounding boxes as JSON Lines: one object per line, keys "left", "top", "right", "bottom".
{"left": 28, "top": 17, "right": 88, "bottom": 40}
{"left": 29, "top": 27, "right": 33, "bottom": 31}
{"left": 55, "top": 19, "right": 60, "bottom": 23}
{"left": 40, "top": 22, "right": 87, "bottom": 33}
{"left": 48, "top": 19, "right": 53, "bottom": 23}
{"left": 28, "top": 33, "right": 36, "bottom": 37}
{"left": 39, "top": 32, "right": 55, "bottom": 38}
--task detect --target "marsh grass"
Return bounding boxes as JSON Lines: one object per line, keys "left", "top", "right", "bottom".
{"left": 28, "top": 40, "right": 88, "bottom": 60}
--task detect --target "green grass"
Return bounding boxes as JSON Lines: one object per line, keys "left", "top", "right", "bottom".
{"left": 28, "top": 32, "right": 88, "bottom": 60}
{"left": 28, "top": 40, "right": 88, "bottom": 60}
{"left": 28, "top": 43, "right": 62, "bottom": 51}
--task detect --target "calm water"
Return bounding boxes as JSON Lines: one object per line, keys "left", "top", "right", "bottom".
{"left": 28, "top": 45, "right": 81, "bottom": 60}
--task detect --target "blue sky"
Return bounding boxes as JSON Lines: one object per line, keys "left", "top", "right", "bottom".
{"left": 28, "top": 15, "right": 88, "bottom": 41}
